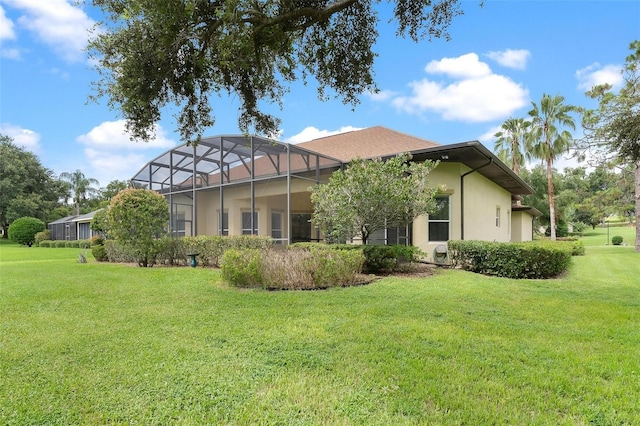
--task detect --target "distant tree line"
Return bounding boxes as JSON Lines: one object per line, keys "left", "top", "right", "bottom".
{"left": 0, "top": 135, "right": 129, "bottom": 238}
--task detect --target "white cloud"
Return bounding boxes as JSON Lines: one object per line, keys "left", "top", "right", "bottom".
{"left": 1, "top": 47, "right": 20, "bottom": 59}
{"left": 0, "top": 5, "right": 15, "bottom": 40}
{"left": 576, "top": 63, "right": 623, "bottom": 91}
{"left": 478, "top": 125, "right": 503, "bottom": 143}
{"left": 485, "top": 49, "right": 530, "bottom": 70}
{"left": 393, "top": 74, "right": 528, "bottom": 122}
{"left": 76, "top": 120, "right": 176, "bottom": 184}
{"left": 77, "top": 120, "right": 175, "bottom": 150}
{"left": 84, "top": 148, "right": 147, "bottom": 186}
{"left": 425, "top": 53, "right": 492, "bottom": 79}
{"left": 2, "top": 0, "right": 96, "bottom": 62}
{"left": 389, "top": 53, "right": 529, "bottom": 123}
{"left": 366, "top": 89, "right": 397, "bottom": 102}
{"left": 285, "top": 126, "right": 363, "bottom": 144}
{"left": 0, "top": 122, "right": 41, "bottom": 152}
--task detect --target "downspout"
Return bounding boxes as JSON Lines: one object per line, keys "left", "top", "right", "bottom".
{"left": 460, "top": 158, "right": 493, "bottom": 240}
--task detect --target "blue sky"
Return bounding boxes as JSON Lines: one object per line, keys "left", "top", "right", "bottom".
{"left": 1, "top": 0, "right": 638, "bottom": 187}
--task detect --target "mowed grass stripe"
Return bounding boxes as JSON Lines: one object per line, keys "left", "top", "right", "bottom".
{"left": 1, "top": 230, "right": 638, "bottom": 425}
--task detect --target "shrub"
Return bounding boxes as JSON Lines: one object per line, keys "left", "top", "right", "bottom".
{"left": 39, "top": 240, "right": 53, "bottom": 247}
{"left": 34, "top": 229, "right": 51, "bottom": 245}
{"left": 104, "top": 240, "right": 149, "bottom": 264}
{"left": 155, "top": 236, "right": 188, "bottom": 266}
{"left": 570, "top": 239, "right": 586, "bottom": 256}
{"left": 221, "top": 249, "right": 264, "bottom": 288}
{"left": 448, "top": 240, "right": 572, "bottom": 279}
{"left": 293, "top": 243, "right": 421, "bottom": 274}
{"left": 107, "top": 188, "right": 169, "bottom": 267}
{"left": 91, "top": 244, "right": 108, "bottom": 262}
{"left": 8, "top": 217, "right": 46, "bottom": 246}
{"left": 78, "top": 239, "right": 91, "bottom": 249}
{"left": 65, "top": 240, "right": 80, "bottom": 248}
{"left": 90, "top": 234, "right": 105, "bottom": 246}
{"left": 54, "top": 241, "right": 67, "bottom": 248}
{"left": 612, "top": 235, "right": 623, "bottom": 245}
{"left": 221, "top": 246, "right": 365, "bottom": 290}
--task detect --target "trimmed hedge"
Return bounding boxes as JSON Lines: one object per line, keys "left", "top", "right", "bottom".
{"left": 34, "top": 230, "right": 51, "bottom": 245}
{"left": 448, "top": 240, "right": 573, "bottom": 279}
{"left": 612, "top": 235, "right": 623, "bottom": 245}
{"left": 38, "top": 239, "right": 91, "bottom": 248}
{"left": 290, "top": 242, "right": 423, "bottom": 273}
{"left": 221, "top": 245, "right": 365, "bottom": 290}
{"left": 104, "top": 235, "right": 275, "bottom": 266}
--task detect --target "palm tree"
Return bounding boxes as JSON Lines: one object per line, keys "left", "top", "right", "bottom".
{"left": 494, "top": 117, "right": 531, "bottom": 176}
{"left": 528, "top": 94, "right": 577, "bottom": 240}
{"left": 59, "top": 169, "right": 100, "bottom": 215}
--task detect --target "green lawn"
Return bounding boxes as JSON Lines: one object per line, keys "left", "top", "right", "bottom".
{"left": 1, "top": 230, "right": 638, "bottom": 425}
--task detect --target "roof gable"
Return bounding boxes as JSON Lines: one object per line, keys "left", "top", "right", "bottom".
{"left": 296, "top": 126, "right": 440, "bottom": 162}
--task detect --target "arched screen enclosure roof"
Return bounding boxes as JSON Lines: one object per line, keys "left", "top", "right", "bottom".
{"left": 131, "top": 134, "right": 344, "bottom": 193}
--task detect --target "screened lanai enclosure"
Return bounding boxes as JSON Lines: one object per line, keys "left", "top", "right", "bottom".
{"left": 131, "top": 135, "right": 344, "bottom": 244}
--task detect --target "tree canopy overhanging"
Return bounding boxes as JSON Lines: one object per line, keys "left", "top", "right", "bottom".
{"left": 89, "top": 0, "right": 471, "bottom": 143}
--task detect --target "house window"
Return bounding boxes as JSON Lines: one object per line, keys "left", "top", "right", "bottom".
{"left": 78, "top": 222, "right": 91, "bottom": 240}
{"left": 173, "top": 212, "right": 186, "bottom": 237}
{"left": 367, "top": 224, "right": 411, "bottom": 246}
{"left": 271, "top": 211, "right": 283, "bottom": 244}
{"left": 428, "top": 196, "right": 450, "bottom": 242}
{"left": 242, "top": 211, "right": 258, "bottom": 235}
{"left": 496, "top": 206, "right": 501, "bottom": 227}
{"left": 218, "top": 211, "right": 228, "bottom": 236}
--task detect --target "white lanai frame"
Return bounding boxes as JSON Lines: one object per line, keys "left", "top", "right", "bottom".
{"left": 131, "top": 134, "right": 343, "bottom": 243}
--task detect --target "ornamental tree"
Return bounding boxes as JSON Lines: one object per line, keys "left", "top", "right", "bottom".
{"left": 89, "top": 0, "right": 473, "bottom": 143}
{"left": 107, "top": 188, "right": 169, "bottom": 267}
{"left": 310, "top": 154, "right": 439, "bottom": 244}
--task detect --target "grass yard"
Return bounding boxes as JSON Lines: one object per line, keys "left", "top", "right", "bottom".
{"left": 1, "top": 228, "right": 638, "bottom": 425}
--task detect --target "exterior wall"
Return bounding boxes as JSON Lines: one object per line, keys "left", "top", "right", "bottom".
{"left": 462, "top": 170, "right": 512, "bottom": 242}
{"left": 168, "top": 161, "right": 521, "bottom": 260}
{"left": 412, "top": 163, "right": 512, "bottom": 262}
{"left": 187, "top": 172, "right": 329, "bottom": 242}
{"left": 511, "top": 211, "right": 534, "bottom": 242}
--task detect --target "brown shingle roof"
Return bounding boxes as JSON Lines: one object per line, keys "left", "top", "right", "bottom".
{"left": 296, "top": 126, "right": 440, "bottom": 161}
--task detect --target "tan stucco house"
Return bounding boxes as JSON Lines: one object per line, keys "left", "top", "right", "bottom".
{"left": 131, "top": 126, "right": 539, "bottom": 262}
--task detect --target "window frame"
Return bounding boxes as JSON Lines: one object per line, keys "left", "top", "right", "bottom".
{"left": 428, "top": 195, "right": 450, "bottom": 242}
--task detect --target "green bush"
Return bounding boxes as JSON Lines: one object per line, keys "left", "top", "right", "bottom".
{"left": 90, "top": 235, "right": 105, "bottom": 246}
{"left": 107, "top": 188, "right": 169, "bottom": 267}
{"left": 292, "top": 242, "right": 420, "bottom": 274}
{"left": 54, "top": 241, "right": 67, "bottom": 248}
{"left": 78, "top": 239, "right": 91, "bottom": 249}
{"left": 8, "top": 217, "right": 46, "bottom": 246}
{"left": 221, "top": 246, "right": 365, "bottom": 290}
{"left": 65, "top": 240, "right": 80, "bottom": 248}
{"left": 34, "top": 229, "right": 51, "bottom": 245}
{"left": 91, "top": 245, "right": 108, "bottom": 262}
{"left": 39, "top": 240, "right": 53, "bottom": 247}
{"left": 612, "top": 235, "right": 623, "bottom": 245}
{"left": 104, "top": 240, "right": 149, "bottom": 264}
{"left": 448, "top": 240, "right": 573, "bottom": 279}
{"left": 221, "top": 249, "right": 264, "bottom": 288}
{"left": 570, "top": 239, "right": 586, "bottom": 256}
{"left": 152, "top": 235, "right": 274, "bottom": 267}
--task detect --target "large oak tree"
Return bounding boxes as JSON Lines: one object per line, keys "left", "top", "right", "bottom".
{"left": 89, "top": 0, "right": 473, "bottom": 143}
